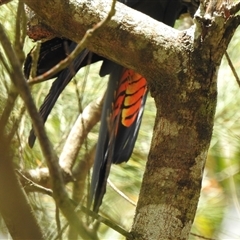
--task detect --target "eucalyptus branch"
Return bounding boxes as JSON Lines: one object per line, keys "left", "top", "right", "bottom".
{"left": 20, "top": 95, "right": 103, "bottom": 189}
{"left": 27, "top": 0, "right": 117, "bottom": 85}
{"left": 30, "top": 94, "right": 104, "bottom": 232}
{"left": 59, "top": 95, "right": 104, "bottom": 174}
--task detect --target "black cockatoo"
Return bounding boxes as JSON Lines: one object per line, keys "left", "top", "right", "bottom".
{"left": 24, "top": 0, "right": 199, "bottom": 212}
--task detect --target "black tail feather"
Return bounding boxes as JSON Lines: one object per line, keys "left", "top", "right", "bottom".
{"left": 28, "top": 47, "right": 91, "bottom": 147}
{"left": 90, "top": 66, "right": 148, "bottom": 212}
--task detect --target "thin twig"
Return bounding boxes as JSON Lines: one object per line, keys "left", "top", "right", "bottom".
{"left": 190, "top": 232, "right": 217, "bottom": 240}
{"left": 53, "top": 223, "right": 69, "bottom": 240}
{"left": 73, "top": 77, "right": 82, "bottom": 113}
{"left": 80, "top": 205, "right": 133, "bottom": 239}
{"left": 224, "top": 51, "right": 240, "bottom": 88}
{"left": 55, "top": 205, "right": 62, "bottom": 240}
{"left": 16, "top": 170, "right": 53, "bottom": 196}
{"left": 17, "top": 170, "right": 132, "bottom": 239}
{"left": 108, "top": 179, "right": 136, "bottom": 206}
{"left": 29, "top": 42, "right": 41, "bottom": 79}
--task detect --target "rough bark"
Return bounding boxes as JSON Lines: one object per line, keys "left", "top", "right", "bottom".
{"left": 18, "top": 0, "right": 240, "bottom": 239}
{"left": 21, "top": 0, "right": 182, "bottom": 84}
{"left": 131, "top": 29, "right": 218, "bottom": 240}
{"left": 131, "top": 7, "right": 240, "bottom": 240}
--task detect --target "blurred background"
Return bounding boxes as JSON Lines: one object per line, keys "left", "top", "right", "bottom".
{"left": 1, "top": 1, "right": 240, "bottom": 239}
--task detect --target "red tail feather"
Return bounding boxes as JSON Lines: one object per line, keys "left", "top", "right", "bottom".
{"left": 112, "top": 69, "right": 147, "bottom": 132}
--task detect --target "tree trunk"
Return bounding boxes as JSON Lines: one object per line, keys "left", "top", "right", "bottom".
{"left": 130, "top": 7, "right": 240, "bottom": 239}
{"left": 131, "top": 34, "right": 218, "bottom": 240}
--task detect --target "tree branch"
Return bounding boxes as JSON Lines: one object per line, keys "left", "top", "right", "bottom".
{"left": 27, "top": 0, "right": 117, "bottom": 84}
{"left": 22, "top": 0, "right": 183, "bottom": 84}
{"left": 19, "top": 95, "right": 104, "bottom": 189}
{"left": 59, "top": 95, "right": 104, "bottom": 174}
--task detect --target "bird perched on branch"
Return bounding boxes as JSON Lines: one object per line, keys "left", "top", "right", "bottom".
{"left": 24, "top": 0, "right": 199, "bottom": 213}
